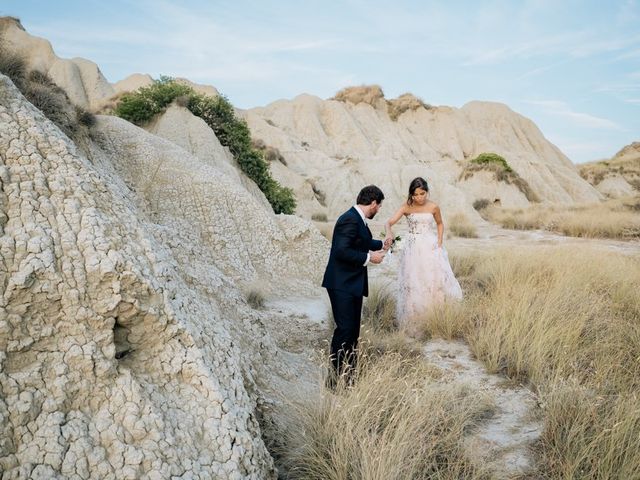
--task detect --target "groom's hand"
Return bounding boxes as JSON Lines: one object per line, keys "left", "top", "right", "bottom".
{"left": 383, "top": 238, "right": 393, "bottom": 250}
{"left": 369, "top": 250, "right": 386, "bottom": 264}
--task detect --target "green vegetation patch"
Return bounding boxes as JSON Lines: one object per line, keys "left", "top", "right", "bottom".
{"left": 460, "top": 152, "right": 539, "bottom": 202}
{"left": 114, "top": 77, "right": 296, "bottom": 214}
{"left": 470, "top": 152, "right": 513, "bottom": 172}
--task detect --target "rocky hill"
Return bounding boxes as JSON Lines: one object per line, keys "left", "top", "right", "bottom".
{"left": 243, "top": 86, "right": 601, "bottom": 220}
{"left": 0, "top": 18, "right": 328, "bottom": 479}
{"left": 579, "top": 142, "right": 640, "bottom": 198}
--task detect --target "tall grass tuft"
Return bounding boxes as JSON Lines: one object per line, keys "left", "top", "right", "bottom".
{"left": 448, "top": 213, "right": 478, "bottom": 238}
{"left": 274, "top": 353, "right": 493, "bottom": 480}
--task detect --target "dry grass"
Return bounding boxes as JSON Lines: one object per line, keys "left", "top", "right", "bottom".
{"left": 387, "top": 93, "right": 431, "bottom": 120}
{"left": 448, "top": 213, "right": 478, "bottom": 238}
{"left": 245, "top": 285, "right": 266, "bottom": 309}
{"left": 267, "top": 246, "right": 639, "bottom": 479}
{"left": 273, "top": 352, "right": 493, "bottom": 480}
{"left": 251, "top": 138, "right": 287, "bottom": 165}
{"left": 359, "top": 282, "right": 425, "bottom": 359}
{"left": 0, "top": 43, "right": 94, "bottom": 143}
{"left": 332, "top": 85, "right": 385, "bottom": 106}
{"left": 481, "top": 197, "right": 640, "bottom": 239}
{"left": 420, "top": 246, "right": 640, "bottom": 479}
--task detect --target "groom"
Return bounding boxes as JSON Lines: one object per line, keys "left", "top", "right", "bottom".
{"left": 322, "top": 185, "right": 391, "bottom": 386}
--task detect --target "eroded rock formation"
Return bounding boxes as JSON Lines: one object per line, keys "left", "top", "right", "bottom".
{"left": 0, "top": 70, "right": 326, "bottom": 478}
{"left": 243, "top": 88, "right": 601, "bottom": 219}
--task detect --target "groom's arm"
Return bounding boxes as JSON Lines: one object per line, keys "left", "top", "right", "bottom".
{"left": 369, "top": 238, "right": 383, "bottom": 251}
{"left": 333, "top": 216, "right": 368, "bottom": 266}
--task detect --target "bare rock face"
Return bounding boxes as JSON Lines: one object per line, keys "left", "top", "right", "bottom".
{"left": 0, "top": 71, "right": 326, "bottom": 478}
{"left": 112, "top": 74, "right": 155, "bottom": 94}
{"left": 243, "top": 90, "right": 601, "bottom": 220}
{"left": 144, "top": 104, "right": 271, "bottom": 211}
{"left": 0, "top": 17, "right": 115, "bottom": 109}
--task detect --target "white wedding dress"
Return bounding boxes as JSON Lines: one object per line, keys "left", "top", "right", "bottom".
{"left": 396, "top": 213, "right": 463, "bottom": 333}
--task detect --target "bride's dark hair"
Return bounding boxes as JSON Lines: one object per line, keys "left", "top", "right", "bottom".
{"left": 407, "top": 177, "right": 429, "bottom": 205}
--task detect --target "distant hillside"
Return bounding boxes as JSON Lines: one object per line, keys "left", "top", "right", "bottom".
{"left": 580, "top": 142, "right": 640, "bottom": 198}
{"left": 243, "top": 85, "right": 601, "bottom": 220}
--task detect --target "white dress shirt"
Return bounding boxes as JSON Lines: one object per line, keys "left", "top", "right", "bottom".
{"left": 354, "top": 205, "right": 370, "bottom": 266}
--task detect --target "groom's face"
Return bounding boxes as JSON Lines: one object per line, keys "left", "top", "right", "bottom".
{"left": 367, "top": 200, "right": 382, "bottom": 219}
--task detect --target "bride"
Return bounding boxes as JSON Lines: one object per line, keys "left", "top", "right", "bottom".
{"left": 384, "top": 177, "right": 462, "bottom": 335}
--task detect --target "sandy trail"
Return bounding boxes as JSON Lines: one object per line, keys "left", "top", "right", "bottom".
{"left": 424, "top": 339, "right": 542, "bottom": 479}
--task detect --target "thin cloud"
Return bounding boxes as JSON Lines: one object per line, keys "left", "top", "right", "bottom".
{"left": 463, "top": 31, "right": 640, "bottom": 66}
{"left": 526, "top": 100, "right": 623, "bottom": 130}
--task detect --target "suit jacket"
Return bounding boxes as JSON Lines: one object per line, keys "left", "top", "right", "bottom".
{"left": 322, "top": 207, "right": 383, "bottom": 297}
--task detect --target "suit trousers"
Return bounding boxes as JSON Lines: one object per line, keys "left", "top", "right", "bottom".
{"left": 327, "top": 288, "right": 363, "bottom": 379}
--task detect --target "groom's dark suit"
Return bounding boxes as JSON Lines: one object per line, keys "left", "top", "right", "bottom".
{"left": 322, "top": 207, "right": 383, "bottom": 378}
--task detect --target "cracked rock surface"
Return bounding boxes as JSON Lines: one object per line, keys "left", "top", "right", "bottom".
{"left": 0, "top": 73, "right": 328, "bottom": 479}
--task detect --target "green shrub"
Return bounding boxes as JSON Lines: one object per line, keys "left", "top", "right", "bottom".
{"left": 470, "top": 152, "right": 513, "bottom": 172}
{"left": 114, "top": 77, "right": 296, "bottom": 214}
{"left": 461, "top": 152, "right": 539, "bottom": 202}
{"left": 114, "top": 76, "right": 193, "bottom": 124}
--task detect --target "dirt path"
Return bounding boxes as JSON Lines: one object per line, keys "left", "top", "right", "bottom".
{"left": 424, "top": 339, "right": 542, "bottom": 479}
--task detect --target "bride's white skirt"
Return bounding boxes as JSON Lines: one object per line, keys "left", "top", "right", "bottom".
{"left": 396, "top": 232, "right": 463, "bottom": 332}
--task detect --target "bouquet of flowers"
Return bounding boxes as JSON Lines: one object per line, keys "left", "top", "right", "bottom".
{"left": 380, "top": 232, "right": 402, "bottom": 254}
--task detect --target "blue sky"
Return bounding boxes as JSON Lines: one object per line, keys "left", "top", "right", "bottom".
{"left": 3, "top": 0, "right": 639, "bottom": 163}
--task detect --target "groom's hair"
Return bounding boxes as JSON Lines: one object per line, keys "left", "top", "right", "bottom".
{"left": 356, "top": 185, "right": 385, "bottom": 205}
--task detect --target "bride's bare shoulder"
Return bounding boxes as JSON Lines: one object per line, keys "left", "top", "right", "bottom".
{"left": 426, "top": 200, "right": 440, "bottom": 212}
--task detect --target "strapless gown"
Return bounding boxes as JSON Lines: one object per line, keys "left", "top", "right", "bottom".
{"left": 396, "top": 213, "right": 463, "bottom": 332}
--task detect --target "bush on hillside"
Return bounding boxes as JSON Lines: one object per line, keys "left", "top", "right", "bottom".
{"left": 460, "top": 152, "right": 540, "bottom": 202}
{"left": 470, "top": 152, "right": 513, "bottom": 172}
{"left": 114, "top": 77, "right": 296, "bottom": 214}
{"left": 114, "top": 76, "right": 193, "bottom": 124}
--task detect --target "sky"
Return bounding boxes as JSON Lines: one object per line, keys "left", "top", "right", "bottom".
{"left": 3, "top": 0, "right": 639, "bottom": 163}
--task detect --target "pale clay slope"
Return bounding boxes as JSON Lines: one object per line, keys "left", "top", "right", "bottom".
{"left": 0, "top": 73, "right": 329, "bottom": 479}
{"left": 243, "top": 93, "right": 601, "bottom": 219}
{"left": 1, "top": 19, "right": 115, "bottom": 109}
{"left": 145, "top": 104, "right": 271, "bottom": 211}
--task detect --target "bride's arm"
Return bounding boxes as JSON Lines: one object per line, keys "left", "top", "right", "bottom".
{"left": 433, "top": 205, "right": 444, "bottom": 247}
{"left": 384, "top": 205, "right": 406, "bottom": 243}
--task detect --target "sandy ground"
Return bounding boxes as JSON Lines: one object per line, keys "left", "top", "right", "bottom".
{"left": 424, "top": 339, "right": 542, "bottom": 478}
